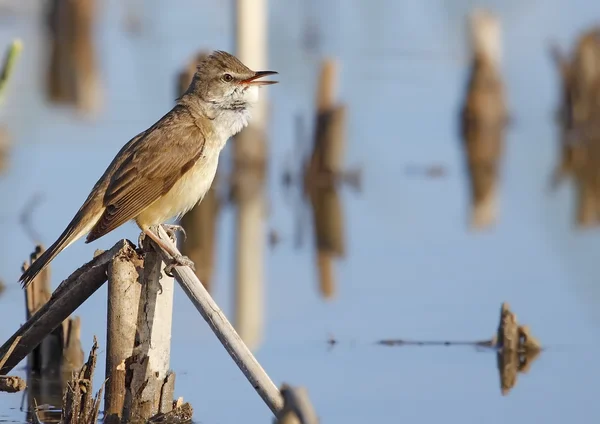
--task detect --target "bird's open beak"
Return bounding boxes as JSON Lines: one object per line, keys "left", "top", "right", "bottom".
{"left": 242, "top": 70, "right": 278, "bottom": 86}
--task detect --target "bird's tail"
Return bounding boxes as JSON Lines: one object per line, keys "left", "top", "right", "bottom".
{"left": 19, "top": 209, "right": 98, "bottom": 289}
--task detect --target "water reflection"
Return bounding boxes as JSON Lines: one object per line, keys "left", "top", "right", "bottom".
{"left": 285, "top": 59, "right": 360, "bottom": 299}
{"left": 550, "top": 26, "right": 600, "bottom": 226}
{"left": 460, "top": 9, "right": 508, "bottom": 230}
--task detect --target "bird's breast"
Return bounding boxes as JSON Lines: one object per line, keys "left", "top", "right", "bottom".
{"left": 136, "top": 152, "right": 219, "bottom": 226}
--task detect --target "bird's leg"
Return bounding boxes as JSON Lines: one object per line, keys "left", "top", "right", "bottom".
{"left": 138, "top": 231, "right": 148, "bottom": 250}
{"left": 141, "top": 226, "right": 196, "bottom": 277}
{"left": 161, "top": 224, "right": 187, "bottom": 241}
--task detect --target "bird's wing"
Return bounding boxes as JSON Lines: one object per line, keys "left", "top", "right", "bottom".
{"left": 86, "top": 108, "right": 206, "bottom": 242}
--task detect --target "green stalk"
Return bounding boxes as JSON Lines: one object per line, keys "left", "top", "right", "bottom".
{"left": 0, "top": 39, "right": 23, "bottom": 105}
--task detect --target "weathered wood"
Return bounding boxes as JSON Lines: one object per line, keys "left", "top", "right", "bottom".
{"left": 105, "top": 243, "right": 143, "bottom": 421}
{"left": 62, "top": 336, "right": 103, "bottom": 424}
{"left": 494, "top": 302, "right": 541, "bottom": 395}
{"left": 0, "top": 375, "right": 26, "bottom": 392}
{"left": 275, "top": 384, "right": 319, "bottom": 424}
{"left": 0, "top": 240, "right": 130, "bottom": 375}
{"left": 177, "top": 51, "right": 221, "bottom": 291}
{"left": 105, "top": 238, "right": 176, "bottom": 422}
{"left": 128, "top": 242, "right": 175, "bottom": 420}
{"left": 152, "top": 226, "right": 283, "bottom": 416}
{"left": 158, "top": 372, "right": 176, "bottom": 414}
{"left": 232, "top": 0, "right": 269, "bottom": 350}
{"left": 460, "top": 9, "right": 507, "bottom": 229}
{"left": 104, "top": 361, "right": 126, "bottom": 424}
{"left": 0, "top": 336, "right": 20, "bottom": 371}
{"left": 147, "top": 399, "right": 193, "bottom": 424}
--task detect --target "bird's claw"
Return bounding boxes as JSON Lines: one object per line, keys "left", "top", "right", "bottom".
{"left": 164, "top": 254, "right": 195, "bottom": 277}
{"left": 162, "top": 224, "right": 187, "bottom": 241}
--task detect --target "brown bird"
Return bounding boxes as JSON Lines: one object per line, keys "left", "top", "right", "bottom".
{"left": 20, "top": 50, "right": 278, "bottom": 288}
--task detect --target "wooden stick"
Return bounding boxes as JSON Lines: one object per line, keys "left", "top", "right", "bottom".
{"left": 0, "top": 240, "right": 130, "bottom": 375}
{"left": 0, "top": 336, "right": 20, "bottom": 370}
{"left": 152, "top": 226, "right": 283, "bottom": 415}
{"left": 105, "top": 243, "right": 143, "bottom": 420}
{"left": 275, "top": 384, "right": 319, "bottom": 424}
{"left": 129, "top": 242, "right": 175, "bottom": 419}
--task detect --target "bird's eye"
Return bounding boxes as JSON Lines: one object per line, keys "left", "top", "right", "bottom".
{"left": 223, "top": 73, "right": 233, "bottom": 82}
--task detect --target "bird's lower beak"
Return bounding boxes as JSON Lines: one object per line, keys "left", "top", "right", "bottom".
{"left": 242, "top": 70, "right": 278, "bottom": 86}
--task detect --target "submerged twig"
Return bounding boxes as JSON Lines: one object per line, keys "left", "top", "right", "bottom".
{"left": 377, "top": 339, "right": 493, "bottom": 347}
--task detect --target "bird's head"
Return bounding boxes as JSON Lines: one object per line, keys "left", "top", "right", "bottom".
{"left": 187, "top": 50, "right": 278, "bottom": 111}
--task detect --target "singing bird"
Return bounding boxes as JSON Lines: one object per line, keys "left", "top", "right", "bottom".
{"left": 20, "top": 51, "right": 278, "bottom": 288}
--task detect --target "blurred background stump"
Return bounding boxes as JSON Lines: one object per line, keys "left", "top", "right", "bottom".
{"left": 22, "top": 245, "right": 84, "bottom": 422}
{"left": 551, "top": 27, "right": 600, "bottom": 226}
{"left": 46, "top": 0, "right": 102, "bottom": 117}
{"left": 460, "top": 9, "right": 508, "bottom": 229}
{"left": 304, "top": 58, "right": 347, "bottom": 299}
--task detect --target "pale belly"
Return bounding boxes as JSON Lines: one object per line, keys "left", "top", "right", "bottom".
{"left": 135, "top": 155, "right": 219, "bottom": 227}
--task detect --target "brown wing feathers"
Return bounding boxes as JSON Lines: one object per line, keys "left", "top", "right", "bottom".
{"left": 86, "top": 108, "right": 205, "bottom": 243}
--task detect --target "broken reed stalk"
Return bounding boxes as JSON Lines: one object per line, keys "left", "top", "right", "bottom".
{"left": 460, "top": 9, "right": 508, "bottom": 229}
{"left": 148, "top": 398, "right": 194, "bottom": 423}
{"left": 62, "top": 337, "right": 103, "bottom": 424}
{"left": 105, "top": 243, "right": 143, "bottom": 422}
{"left": 0, "top": 39, "right": 23, "bottom": 105}
{"left": 105, "top": 239, "right": 176, "bottom": 422}
{"left": 0, "top": 240, "right": 130, "bottom": 375}
{"left": 495, "top": 302, "right": 541, "bottom": 395}
{"left": 0, "top": 39, "right": 22, "bottom": 175}
{"left": 152, "top": 225, "right": 283, "bottom": 416}
{"left": 233, "top": 0, "right": 269, "bottom": 351}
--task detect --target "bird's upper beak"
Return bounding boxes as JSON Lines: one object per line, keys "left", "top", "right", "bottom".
{"left": 241, "top": 70, "right": 278, "bottom": 86}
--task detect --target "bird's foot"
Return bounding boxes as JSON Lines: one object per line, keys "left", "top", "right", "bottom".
{"left": 161, "top": 224, "right": 187, "bottom": 241}
{"left": 164, "top": 254, "right": 195, "bottom": 277}
{"left": 138, "top": 232, "right": 148, "bottom": 251}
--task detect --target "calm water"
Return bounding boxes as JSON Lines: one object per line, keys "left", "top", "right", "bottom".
{"left": 2, "top": 0, "right": 600, "bottom": 422}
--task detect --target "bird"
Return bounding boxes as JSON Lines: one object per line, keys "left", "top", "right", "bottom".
{"left": 19, "top": 50, "right": 278, "bottom": 288}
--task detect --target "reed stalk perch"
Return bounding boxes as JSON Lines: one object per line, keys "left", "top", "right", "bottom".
{"left": 148, "top": 226, "right": 283, "bottom": 416}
